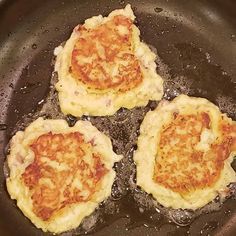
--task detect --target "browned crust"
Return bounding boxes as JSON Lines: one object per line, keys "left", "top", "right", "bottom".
{"left": 22, "top": 132, "right": 108, "bottom": 221}
{"left": 71, "top": 15, "right": 143, "bottom": 92}
{"left": 154, "top": 112, "right": 236, "bottom": 194}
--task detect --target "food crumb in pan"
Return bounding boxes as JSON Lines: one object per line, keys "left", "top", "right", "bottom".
{"left": 231, "top": 34, "right": 236, "bottom": 42}
{"left": 205, "top": 52, "right": 211, "bottom": 63}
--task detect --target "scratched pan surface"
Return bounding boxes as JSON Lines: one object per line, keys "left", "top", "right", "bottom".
{"left": 0, "top": 0, "right": 236, "bottom": 235}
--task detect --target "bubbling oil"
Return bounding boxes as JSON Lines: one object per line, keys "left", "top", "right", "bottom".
{"left": 4, "top": 45, "right": 236, "bottom": 236}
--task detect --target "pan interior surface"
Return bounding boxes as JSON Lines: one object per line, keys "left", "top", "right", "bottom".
{"left": 0, "top": 0, "right": 236, "bottom": 235}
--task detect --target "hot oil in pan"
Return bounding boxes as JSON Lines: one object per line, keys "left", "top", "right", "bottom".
{"left": 5, "top": 47, "right": 236, "bottom": 236}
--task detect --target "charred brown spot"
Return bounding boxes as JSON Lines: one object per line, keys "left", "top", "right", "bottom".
{"left": 201, "top": 112, "right": 211, "bottom": 128}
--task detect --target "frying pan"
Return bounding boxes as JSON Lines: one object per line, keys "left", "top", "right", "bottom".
{"left": 0, "top": 0, "right": 236, "bottom": 235}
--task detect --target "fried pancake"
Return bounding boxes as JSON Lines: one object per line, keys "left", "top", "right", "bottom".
{"left": 134, "top": 95, "right": 236, "bottom": 209}
{"left": 6, "top": 118, "right": 122, "bottom": 233}
{"left": 55, "top": 4, "right": 163, "bottom": 116}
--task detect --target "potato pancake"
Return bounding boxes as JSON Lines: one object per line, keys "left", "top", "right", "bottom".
{"left": 134, "top": 95, "right": 236, "bottom": 209}
{"left": 55, "top": 4, "right": 163, "bottom": 117}
{"left": 6, "top": 118, "right": 122, "bottom": 233}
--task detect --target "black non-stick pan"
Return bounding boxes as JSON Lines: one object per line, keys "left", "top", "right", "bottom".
{"left": 0, "top": 0, "right": 236, "bottom": 235}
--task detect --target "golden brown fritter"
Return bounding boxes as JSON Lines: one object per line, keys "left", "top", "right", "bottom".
{"left": 55, "top": 5, "right": 164, "bottom": 117}
{"left": 134, "top": 95, "right": 236, "bottom": 209}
